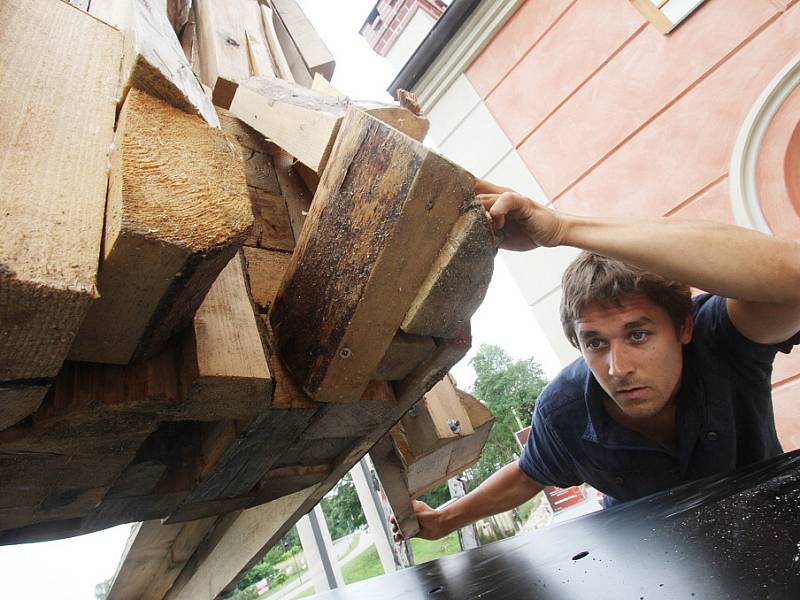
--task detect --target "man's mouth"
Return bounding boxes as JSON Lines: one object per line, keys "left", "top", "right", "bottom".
{"left": 616, "top": 386, "right": 648, "bottom": 398}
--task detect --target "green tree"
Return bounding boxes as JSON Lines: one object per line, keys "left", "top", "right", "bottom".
{"left": 320, "top": 472, "right": 366, "bottom": 540}
{"left": 418, "top": 481, "right": 451, "bottom": 509}
{"left": 229, "top": 528, "right": 300, "bottom": 595}
{"left": 467, "top": 344, "right": 548, "bottom": 489}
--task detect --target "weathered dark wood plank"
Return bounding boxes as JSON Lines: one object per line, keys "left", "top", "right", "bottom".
{"left": 270, "top": 108, "right": 475, "bottom": 403}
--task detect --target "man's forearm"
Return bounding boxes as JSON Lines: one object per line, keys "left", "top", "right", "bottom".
{"left": 439, "top": 462, "right": 543, "bottom": 534}
{"left": 561, "top": 216, "right": 800, "bottom": 304}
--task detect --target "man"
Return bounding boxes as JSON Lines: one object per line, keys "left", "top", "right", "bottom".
{"left": 394, "top": 181, "right": 800, "bottom": 541}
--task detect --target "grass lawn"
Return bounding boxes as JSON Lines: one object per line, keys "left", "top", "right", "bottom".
{"left": 410, "top": 531, "right": 460, "bottom": 564}
{"left": 341, "top": 545, "right": 385, "bottom": 584}
{"left": 259, "top": 570, "right": 305, "bottom": 599}
{"left": 287, "top": 588, "right": 315, "bottom": 599}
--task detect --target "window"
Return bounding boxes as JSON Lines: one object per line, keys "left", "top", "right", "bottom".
{"left": 629, "top": 0, "right": 708, "bottom": 34}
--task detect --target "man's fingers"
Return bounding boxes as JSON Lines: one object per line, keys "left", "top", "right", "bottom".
{"left": 475, "top": 178, "right": 509, "bottom": 195}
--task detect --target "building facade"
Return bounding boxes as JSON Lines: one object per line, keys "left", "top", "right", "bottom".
{"left": 390, "top": 0, "right": 800, "bottom": 450}
{"left": 360, "top": 0, "right": 447, "bottom": 69}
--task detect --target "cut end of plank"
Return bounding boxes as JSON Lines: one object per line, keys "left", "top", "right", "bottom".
{"left": 115, "top": 89, "right": 252, "bottom": 250}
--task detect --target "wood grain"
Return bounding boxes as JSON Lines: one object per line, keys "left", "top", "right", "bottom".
{"left": 90, "top": 0, "right": 219, "bottom": 127}
{"left": 69, "top": 89, "right": 252, "bottom": 364}
{"left": 271, "top": 108, "right": 474, "bottom": 402}
{"left": 0, "top": 1, "right": 121, "bottom": 387}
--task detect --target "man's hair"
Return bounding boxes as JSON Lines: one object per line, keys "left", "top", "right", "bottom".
{"left": 560, "top": 252, "right": 693, "bottom": 348}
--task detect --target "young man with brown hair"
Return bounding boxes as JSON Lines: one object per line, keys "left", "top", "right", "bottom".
{"left": 395, "top": 182, "right": 800, "bottom": 541}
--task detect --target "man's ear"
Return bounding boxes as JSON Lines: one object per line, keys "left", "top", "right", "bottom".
{"left": 680, "top": 314, "right": 694, "bottom": 344}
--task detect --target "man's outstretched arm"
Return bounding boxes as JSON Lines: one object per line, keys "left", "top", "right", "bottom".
{"left": 392, "top": 462, "right": 544, "bottom": 541}
{"left": 477, "top": 182, "right": 800, "bottom": 345}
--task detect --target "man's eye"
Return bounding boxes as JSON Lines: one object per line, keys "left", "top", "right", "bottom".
{"left": 630, "top": 331, "right": 648, "bottom": 342}
{"left": 586, "top": 339, "right": 605, "bottom": 350}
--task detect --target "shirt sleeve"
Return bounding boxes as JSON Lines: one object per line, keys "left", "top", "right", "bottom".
{"left": 518, "top": 403, "right": 581, "bottom": 489}
{"left": 692, "top": 294, "right": 799, "bottom": 378}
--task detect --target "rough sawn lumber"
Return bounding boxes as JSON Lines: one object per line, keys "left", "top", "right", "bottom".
{"left": 90, "top": 0, "right": 219, "bottom": 127}
{"left": 373, "top": 378, "right": 494, "bottom": 539}
{"left": 213, "top": 76, "right": 430, "bottom": 174}
{"left": 0, "top": 0, "right": 122, "bottom": 424}
{"left": 270, "top": 107, "right": 475, "bottom": 402}
{"left": 270, "top": 0, "right": 335, "bottom": 80}
{"left": 69, "top": 89, "right": 252, "bottom": 365}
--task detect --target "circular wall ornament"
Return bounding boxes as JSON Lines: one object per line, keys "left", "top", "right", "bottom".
{"left": 729, "top": 52, "right": 800, "bottom": 234}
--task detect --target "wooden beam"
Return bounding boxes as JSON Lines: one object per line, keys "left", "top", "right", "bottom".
{"left": 270, "top": 0, "right": 335, "bottom": 80}
{"left": 168, "top": 487, "right": 316, "bottom": 600}
{"left": 243, "top": 247, "right": 293, "bottom": 313}
{"left": 177, "top": 253, "right": 273, "bottom": 421}
{"left": 401, "top": 204, "right": 495, "bottom": 338}
{"left": 263, "top": 1, "right": 312, "bottom": 86}
{"left": 419, "top": 375, "right": 474, "bottom": 440}
{"left": 90, "top": 0, "right": 219, "bottom": 127}
{"left": 0, "top": 1, "right": 121, "bottom": 405}
{"left": 271, "top": 108, "right": 475, "bottom": 402}
{"left": 311, "top": 72, "right": 346, "bottom": 100}
{"left": 0, "top": 385, "right": 49, "bottom": 432}
{"left": 273, "top": 150, "right": 313, "bottom": 243}
{"left": 193, "top": 0, "right": 252, "bottom": 88}
{"left": 261, "top": 3, "right": 296, "bottom": 81}
{"left": 107, "top": 517, "right": 216, "bottom": 600}
{"left": 374, "top": 381, "right": 494, "bottom": 539}
{"left": 375, "top": 332, "right": 438, "bottom": 382}
{"left": 158, "top": 327, "right": 471, "bottom": 599}
{"left": 68, "top": 89, "right": 252, "bottom": 365}
{"left": 213, "top": 76, "right": 431, "bottom": 173}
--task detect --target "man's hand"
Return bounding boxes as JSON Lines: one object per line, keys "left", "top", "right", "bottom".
{"left": 475, "top": 179, "right": 567, "bottom": 252}
{"left": 389, "top": 500, "right": 450, "bottom": 542}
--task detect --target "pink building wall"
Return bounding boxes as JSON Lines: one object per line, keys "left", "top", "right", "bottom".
{"left": 464, "top": 0, "right": 800, "bottom": 449}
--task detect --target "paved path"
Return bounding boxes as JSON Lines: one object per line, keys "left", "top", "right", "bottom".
{"left": 271, "top": 531, "right": 374, "bottom": 599}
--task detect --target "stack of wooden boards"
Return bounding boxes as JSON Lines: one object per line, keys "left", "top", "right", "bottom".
{"left": 372, "top": 375, "right": 494, "bottom": 539}
{"left": 0, "top": 1, "right": 496, "bottom": 594}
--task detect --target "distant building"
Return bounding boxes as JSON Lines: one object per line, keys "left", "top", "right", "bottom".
{"left": 380, "top": 0, "right": 800, "bottom": 450}
{"left": 359, "top": 0, "right": 447, "bottom": 69}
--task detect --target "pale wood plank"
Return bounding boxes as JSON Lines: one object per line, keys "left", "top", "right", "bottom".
{"left": 629, "top": 0, "right": 675, "bottom": 33}
{"left": 243, "top": 247, "right": 293, "bottom": 312}
{"left": 90, "top": 0, "right": 219, "bottom": 126}
{"left": 261, "top": 3, "right": 296, "bottom": 81}
{"left": 178, "top": 253, "right": 273, "bottom": 420}
{"left": 375, "top": 383, "right": 494, "bottom": 539}
{"left": 193, "top": 0, "right": 253, "bottom": 88}
{"left": 422, "top": 375, "right": 475, "bottom": 439}
{"left": 263, "top": 1, "right": 312, "bottom": 85}
{"left": 271, "top": 0, "right": 335, "bottom": 80}
{"left": 169, "top": 488, "right": 316, "bottom": 600}
{"left": 215, "top": 76, "right": 431, "bottom": 173}
{"left": 0, "top": 1, "right": 121, "bottom": 389}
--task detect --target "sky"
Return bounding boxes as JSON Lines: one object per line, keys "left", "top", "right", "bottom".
{"left": 0, "top": 2, "right": 563, "bottom": 598}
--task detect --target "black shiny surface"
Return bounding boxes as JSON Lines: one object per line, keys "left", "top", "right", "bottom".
{"left": 317, "top": 451, "right": 800, "bottom": 599}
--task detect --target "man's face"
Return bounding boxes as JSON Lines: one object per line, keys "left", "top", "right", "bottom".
{"left": 575, "top": 295, "right": 692, "bottom": 421}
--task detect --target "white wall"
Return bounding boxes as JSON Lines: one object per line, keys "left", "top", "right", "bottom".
{"left": 424, "top": 74, "right": 580, "bottom": 368}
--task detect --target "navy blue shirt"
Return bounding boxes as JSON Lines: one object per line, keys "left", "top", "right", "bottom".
{"left": 519, "top": 294, "right": 799, "bottom": 507}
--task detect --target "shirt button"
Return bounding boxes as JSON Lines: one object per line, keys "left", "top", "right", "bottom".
{"left": 707, "top": 431, "right": 719, "bottom": 441}
{"left": 614, "top": 476, "right": 624, "bottom": 485}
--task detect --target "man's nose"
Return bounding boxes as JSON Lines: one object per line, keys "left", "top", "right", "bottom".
{"left": 607, "top": 343, "right": 635, "bottom": 380}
